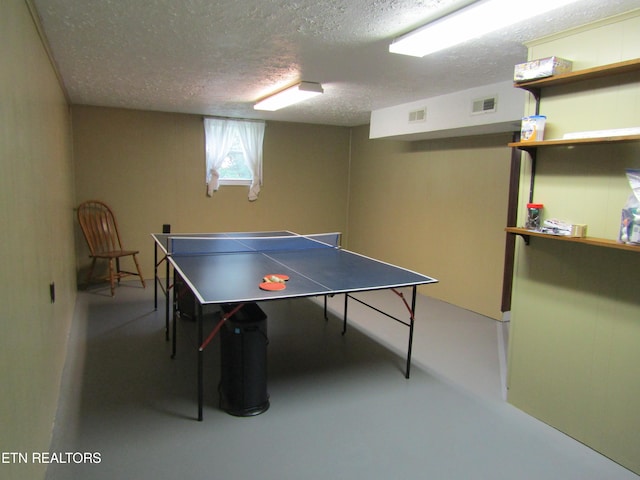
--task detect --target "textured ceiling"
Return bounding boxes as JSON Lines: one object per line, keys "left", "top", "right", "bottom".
{"left": 33, "top": 0, "right": 640, "bottom": 126}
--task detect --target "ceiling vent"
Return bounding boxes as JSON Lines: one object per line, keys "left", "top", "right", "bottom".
{"left": 408, "top": 107, "right": 426, "bottom": 123}
{"left": 472, "top": 96, "right": 497, "bottom": 115}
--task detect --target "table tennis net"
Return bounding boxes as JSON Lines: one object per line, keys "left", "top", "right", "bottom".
{"left": 168, "top": 232, "right": 341, "bottom": 255}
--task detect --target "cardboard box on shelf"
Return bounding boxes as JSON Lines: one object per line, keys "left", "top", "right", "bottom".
{"left": 514, "top": 56, "right": 573, "bottom": 82}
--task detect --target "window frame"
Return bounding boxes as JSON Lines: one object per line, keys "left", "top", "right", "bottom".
{"left": 204, "top": 117, "right": 265, "bottom": 200}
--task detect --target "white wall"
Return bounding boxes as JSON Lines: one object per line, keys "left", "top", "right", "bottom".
{"left": 370, "top": 81, "right": 525, "bottom": 140}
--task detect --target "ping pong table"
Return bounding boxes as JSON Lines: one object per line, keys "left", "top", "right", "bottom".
{"left": 152, "top": 231, "right": 437, "bottom": 421}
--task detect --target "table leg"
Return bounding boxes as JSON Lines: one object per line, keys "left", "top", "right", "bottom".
{"left": 154, "top": 243, "right": 158, "bottom": 310}
{"left": 405, "top": 285, "right": 417, "bottom": 379}
{"left": 323, "top": 295, "right": 328, "bottom": 320}
{"left": 197, "top": 302, "right": 204, "bottom": 421}
{"left": 342, "top": 294, "right": 348, "bottom": 335}
{"left": 165, "top": 256, "right": 170, "bottom": 341}
{"left": 171, "top": 268, "right": 177, "bottom": 358}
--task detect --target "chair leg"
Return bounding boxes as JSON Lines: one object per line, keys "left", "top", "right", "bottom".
{"left": 108, "top": 259, "right": 116, "bottom": 296}
{"left": 133, "top": 254, "right": 146, "bottom": 288}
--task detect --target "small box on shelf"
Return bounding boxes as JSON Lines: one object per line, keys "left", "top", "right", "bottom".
{"left": 514, "top": 56, "right": 573, "bottom": 82}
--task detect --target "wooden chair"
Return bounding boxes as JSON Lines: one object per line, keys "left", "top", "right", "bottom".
{"left": 77, "top": 200, "right": 146, "bottom": 296}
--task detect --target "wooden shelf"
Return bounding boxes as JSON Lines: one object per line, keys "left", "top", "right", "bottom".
{"left": 514, "top": 58, "right": 640, "bottom": 94}
{"left": 511, "top": 58, "right": 640, "bottom": 151}
{"left": 507, "top": 58, "right": 640, "bottom": 254}
{"left": 505, "top": 227, "right": 640, "bottom": 252}
{"left": 509, "top": 134, "right": 640, "bottom": 151}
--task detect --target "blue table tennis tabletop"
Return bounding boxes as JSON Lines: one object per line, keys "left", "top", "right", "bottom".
{"left": 152, "top": 231, "right": 438, "bottom": 421}
{"left": 153, "top": 230, "right": 436, "bottom": 304}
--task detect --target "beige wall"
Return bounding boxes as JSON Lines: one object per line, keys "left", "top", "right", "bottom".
{"left": 507, "top": 11, "right": 640, "bottom": 474}
{"left": 72, "top": 106, "right": 351, "bottom": 280}
{"left": 0, "top": 2, "right": 76, "bottom": 479}
{"left": 348, "top": 126, "right": 513, "bottom": 320}
{"left": 72, "top": 106, "right": 513, "bottom": 320}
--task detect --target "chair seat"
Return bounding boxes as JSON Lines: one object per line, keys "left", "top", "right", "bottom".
{"left": 92, "top": 250, "right": 140, "bottom": 259}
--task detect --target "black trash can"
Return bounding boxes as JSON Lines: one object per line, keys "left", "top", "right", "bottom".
{"left": 219, "top": 303, "right": 269, "bottom": 416}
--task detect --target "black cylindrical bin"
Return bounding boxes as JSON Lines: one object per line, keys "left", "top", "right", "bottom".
{"left": 219, "top": 303, "right": 269, "bottom": 416}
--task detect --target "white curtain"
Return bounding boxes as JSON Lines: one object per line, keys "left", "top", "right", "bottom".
{"left": 204, "top": 118, "right": 236, "bottom": 197}
{"left": 235, "top": 120, "right": 266, "bottom": 201}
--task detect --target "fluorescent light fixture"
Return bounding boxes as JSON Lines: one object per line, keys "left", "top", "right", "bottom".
{"left": 254, "top": 81, "right": 324, "bottom": 111}
{"left": 389, "top": 0, "right": 581, "bottom": 57}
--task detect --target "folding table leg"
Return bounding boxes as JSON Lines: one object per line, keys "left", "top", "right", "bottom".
{"left": 154, "top": 243, "right": 158, "bottom": 310}
{"left": 405, "top": 285, "right": 417, "bottom": 379}
{"left": 165, "top": 256, "right": 170, "bottom": 341}
{"left": 342, "top": 294, "right": 348, "bottom": 335}
{"left": 197, "top": 302, "right": 204, "bottom": 421}
{"left": 323, "top": 295, "right": 328, "bottom": 320}
{"left": 171, "top": 268, "right": 177, "bottom": 358}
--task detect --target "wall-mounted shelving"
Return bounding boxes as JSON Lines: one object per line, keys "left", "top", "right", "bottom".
{"left": 509, "top": 134, "right": 640, "bottom": 152}
{"left": 513, "top": 57, "right": 640, "bottom": 102}
{"left": 507, "top": 57, "right": 640, "bottom": 253}
{"left": 505, "top": 227, "right": 640, "bottom": 252}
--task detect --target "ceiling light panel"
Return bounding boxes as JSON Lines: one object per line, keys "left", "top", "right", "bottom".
{"left": 254, "top": 82, "right": 324, "bottom": 111}
{"left": 389, "top": 0, "right": 581, "bottom": 57}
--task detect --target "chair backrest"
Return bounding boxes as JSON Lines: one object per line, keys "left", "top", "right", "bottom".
{"left": 77, "top": 200, "right": 124, "bottom": 255}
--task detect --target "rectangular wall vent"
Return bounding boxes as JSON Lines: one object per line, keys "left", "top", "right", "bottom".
{"left": 409, "top": 107, "right": 427, "bottom": 123}
{"left": 472, "top": 96, "right": 497, "bottom": 115}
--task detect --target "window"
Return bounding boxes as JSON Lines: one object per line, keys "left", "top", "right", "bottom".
{"left": 204, "top": 118, "right": 265, "bottom": 201}
{"left": 219, "top": 132, "right": 252, "bottom": 185}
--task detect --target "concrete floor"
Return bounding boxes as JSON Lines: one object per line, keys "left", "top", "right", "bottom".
{"left": 45, "top": 284, "right": 637, "bottom": 479}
